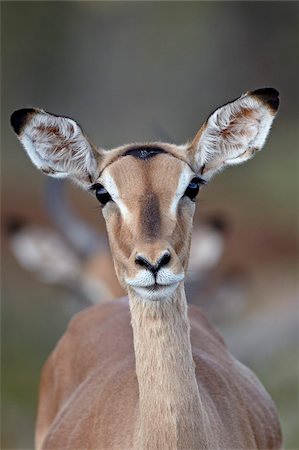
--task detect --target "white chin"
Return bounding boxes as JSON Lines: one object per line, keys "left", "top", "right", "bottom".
{"left": 132, "top": 283, "right": 179, "bottom": 301}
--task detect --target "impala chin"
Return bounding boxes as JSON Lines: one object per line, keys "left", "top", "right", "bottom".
{"left": 132, "top": 283, "right": 180, "bottom": 301}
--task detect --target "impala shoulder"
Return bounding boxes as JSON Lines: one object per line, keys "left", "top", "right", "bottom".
{"left": 67, "top": 297, "right": 129, "bottom": 332}
{"left": 234, "top": 359, "right": 283, "bottom": 448}
{"left": 44, "top": 297, "right": 131, "bottom": 374}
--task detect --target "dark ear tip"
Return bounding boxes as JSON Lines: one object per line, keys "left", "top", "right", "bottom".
{"left": 251, "top": 87, "right": 280, "bottom": 112}
{"left": 6, "top": 217, "right": 26, "bottom": 235}
{"left": 206, "top": 215, "right": 230, "bottom": 234}
{"left": 10, "top": 108, "right": 36, "bottom": 135}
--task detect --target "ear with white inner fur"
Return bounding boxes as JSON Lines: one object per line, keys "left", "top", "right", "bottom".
{"left": 189, "top": 88, "right": 279, "bottom": 180}
{"left": 10, "top": 108, "right": 101, "bottom": 188}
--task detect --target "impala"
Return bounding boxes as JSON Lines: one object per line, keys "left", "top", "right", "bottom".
{"left": 11, "top": 87, "right": 282, "bottom": 449}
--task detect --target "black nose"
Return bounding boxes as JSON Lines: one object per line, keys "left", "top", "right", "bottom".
{"left": 135, "top": 251, "right": 171, "bottom": 275}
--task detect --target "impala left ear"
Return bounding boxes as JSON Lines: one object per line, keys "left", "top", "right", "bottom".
{"left": 188, "top": 88, "right": 279, "bottom": 180}
{"left": 10, "top": 108, "right": 102, "bottom": 189}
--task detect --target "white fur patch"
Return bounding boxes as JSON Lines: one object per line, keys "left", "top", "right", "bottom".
{"left": 132, "top": 284, "right": 179, "bottom": 301}
{"left": 126, "top": 269, "right": 184, "bottom": 301}
{"left": 156, "top": 268, "right": 184, "bottom": 286}
{"left": 126, "top": 270, "right": 155, "bottom": 288}
{"left": 170, "top": 165, "right": 194, "bottom": 215}
{"left": 100, "top": 172, "right": 130, "bottom": 219}
{"left": 126, "top": 269, "right": 184, "bottom": 288}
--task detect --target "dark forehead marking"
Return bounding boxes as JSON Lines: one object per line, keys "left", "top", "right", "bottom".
{"left": 123, "top": 145, "right": 167, "bottom": 160}
{"left": 97, "top": 144, "right": 196, "bottom": 180}
{"left": 141, "top": 192, "right": 161, "bottom": 239}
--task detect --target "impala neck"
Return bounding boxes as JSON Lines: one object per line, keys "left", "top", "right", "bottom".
{"left": 129, "top": 284, "right": 213, "bottom": 449}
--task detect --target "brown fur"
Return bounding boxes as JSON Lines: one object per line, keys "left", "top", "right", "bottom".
{"left": 140, "top": 192, "right": 161, "bottom": 239}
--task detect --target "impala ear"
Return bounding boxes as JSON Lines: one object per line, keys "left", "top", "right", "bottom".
{"left": 188, "top": 88, "right": 279, "bottom": 180}
{"left": 10, "top": 108, "right": 101, "bottom": 188}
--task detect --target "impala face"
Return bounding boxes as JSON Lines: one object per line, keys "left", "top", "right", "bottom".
{"left": 11, "top": 88, "right": 279, "bottom": 301}
{"left": 92, "top": 147, "right": 204, "bottom": 300}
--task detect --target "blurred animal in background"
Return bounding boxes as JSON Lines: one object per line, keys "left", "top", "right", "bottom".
{"left": 7, "top": 178, "right": 232, "bottom": 305}
{"left": 7, "top": 179, "right": 121, "bottom": 303}
{"left": 10, "top": 88, "right": 282, "bottom": 449}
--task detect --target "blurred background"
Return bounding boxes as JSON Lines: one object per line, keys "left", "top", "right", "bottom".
{"left": 1, "top": 2, "right": 298, "bottom": 449}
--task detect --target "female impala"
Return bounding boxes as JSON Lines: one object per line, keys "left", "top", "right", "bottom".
{"left": 11, "top": 88, "right": 282, "bottom": 450}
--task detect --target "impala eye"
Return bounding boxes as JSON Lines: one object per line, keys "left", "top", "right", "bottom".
{"left": 184, "top": 177, "right": 205, "bottom": 201}
{"left": 91, "top": 183, "right": 112, "bottom": 206}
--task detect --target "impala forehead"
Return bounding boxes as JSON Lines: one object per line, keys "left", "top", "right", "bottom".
{"left": 100, "top": 154, "right": 194, "bottom": 215}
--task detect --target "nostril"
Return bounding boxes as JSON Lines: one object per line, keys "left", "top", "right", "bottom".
{"left": 157, "top": 251, "right": 171, "bottom": 269}
{"left": 135, "top": 255, "right": 154, "bottom": 272}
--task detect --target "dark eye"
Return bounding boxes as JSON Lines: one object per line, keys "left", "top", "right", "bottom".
{"left": 92, "top": 183, "right": 112, "bottom": 206}
{"left": 184, "top": 177, "right": 205, "bottom": 201}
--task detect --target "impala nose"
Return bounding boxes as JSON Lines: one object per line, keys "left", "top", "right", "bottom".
{"left": 135, "top": 251, "right": 171, "bottom": 275}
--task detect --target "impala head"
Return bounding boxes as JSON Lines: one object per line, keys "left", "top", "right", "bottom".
{"left": 11, "top": 88, "right": 279, "bottom": 301}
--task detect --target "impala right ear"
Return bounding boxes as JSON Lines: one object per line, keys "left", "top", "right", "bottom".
{"left": 188, "top": 88, "right": 279, "bottom": 180}
{"left": 11, "top": 108, "right": 102, "bottom": 188}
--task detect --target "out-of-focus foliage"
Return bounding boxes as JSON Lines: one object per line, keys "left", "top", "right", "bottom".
{"left": 1, "top": 2, "right": 298, "bottom": 449}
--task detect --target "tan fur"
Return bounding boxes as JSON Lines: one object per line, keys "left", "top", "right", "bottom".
{"left": 36, "top": 295, "right": 281, "bottom": 450}
{"left": 11, "top": 89, "right": 282, "bottom": 449}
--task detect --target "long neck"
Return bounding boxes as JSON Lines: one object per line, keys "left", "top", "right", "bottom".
{"left": 129, "top": 284, "right": 213, "bottom": 450}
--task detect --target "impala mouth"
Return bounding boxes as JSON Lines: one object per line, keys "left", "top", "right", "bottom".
{"left": 125, "top": 270, "right": 184, "bottom": 300}
{"left": 130, "top": 282, "right": 180, "bottom": 301}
